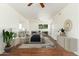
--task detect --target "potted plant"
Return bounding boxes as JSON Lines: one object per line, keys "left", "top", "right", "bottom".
{"left": 3, "top": 29, "right": 15, "bottom": 52}
{"left": 61, "top": 28, "right": 65, "bottom": 32}
{"left": 60, "top": 28, "right": 65, "bottom": 36}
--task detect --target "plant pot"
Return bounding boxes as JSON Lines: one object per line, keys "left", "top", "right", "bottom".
{"left": 60, "top": 32, "right": 65, "bottom": 36}
{"left": 4, "top": 47, "right": 11, "bottom": 53}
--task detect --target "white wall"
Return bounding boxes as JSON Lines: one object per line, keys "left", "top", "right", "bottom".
{"left": 0, "top": 4, "right": 29, "bottom": 31}
{"left": 0, "top": 4, "right": 29, "bottom": 54}
{"left": 52, "top": 4, "right": 79, "bottom": 55}
{"left": 29, "top": 19, "right": 52, "bottom": 35}
{"left": 29, "top": 12, "right": 53, "bottom": 35}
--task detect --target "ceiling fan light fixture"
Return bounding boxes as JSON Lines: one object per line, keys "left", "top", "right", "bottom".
{"left": 27, "top": 3, "right": 45, "bottom": 8}
{"left": 28, "top": 3, "right": 33, "bottom": 6}
{"left": 40, "top": 3, "right": 45, "bottom": 8}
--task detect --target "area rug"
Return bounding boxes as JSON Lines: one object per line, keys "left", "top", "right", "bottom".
{"left": 18, "top": 37, "right": 55, "bottom": 48}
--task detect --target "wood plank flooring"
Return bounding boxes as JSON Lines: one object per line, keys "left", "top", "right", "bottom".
{"left": 0, "top": 36, "right": 77, "bottom": 56}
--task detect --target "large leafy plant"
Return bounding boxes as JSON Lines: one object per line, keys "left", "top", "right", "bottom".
{"left": 3, "top": 30, "right": 15, "bottom": 47}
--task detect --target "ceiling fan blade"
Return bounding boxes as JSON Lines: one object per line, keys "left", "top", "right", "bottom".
{"left": 28, "top": 3, "right": 33, "bottom": 6}
{"left": 40, "top": 3, "right": 45, "bottom": 8}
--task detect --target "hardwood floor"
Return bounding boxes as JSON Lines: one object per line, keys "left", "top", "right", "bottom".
{"left": 0, "top": 36, "right": 76, "bottom": 56}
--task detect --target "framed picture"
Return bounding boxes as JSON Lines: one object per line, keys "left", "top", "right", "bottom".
{"left": 43, "top": 24, "right": 48, "bottom": 29}
{"left": 39, "top": 24, "right": 43, "bottom": 29}
{"left": 38, "top": 24, "right": 48, "bottom": 29}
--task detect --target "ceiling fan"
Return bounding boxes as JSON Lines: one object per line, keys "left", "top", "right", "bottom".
{"left": 27, "top": 3, "right": 45, "bottom": 8}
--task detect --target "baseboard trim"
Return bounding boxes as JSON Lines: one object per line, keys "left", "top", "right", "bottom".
{"left": 74, "top": 51, "right": 79, "bottom": 56}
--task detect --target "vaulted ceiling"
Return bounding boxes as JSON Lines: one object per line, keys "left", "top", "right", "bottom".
{"left": 9, "top": 3, "right": 68, "bottom": 20}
